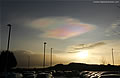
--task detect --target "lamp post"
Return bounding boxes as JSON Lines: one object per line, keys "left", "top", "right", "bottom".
{"left": 5, "top": 24, "right": 12, "bottom": 78}
{"left": 43, "top": 42, "right": 47, "bottom": 68}
{"left": 50, "top": 48, "right": 53, "bottom": 67}
{"left": 112, "top": 48, "right": 115, "bottom": 65}
{"left": 7, "top": 24, "right": 12, "bottom": 51}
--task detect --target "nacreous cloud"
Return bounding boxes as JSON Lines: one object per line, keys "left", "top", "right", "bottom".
{"left": 30, "top": 17, "right": 95, "bottom": 39}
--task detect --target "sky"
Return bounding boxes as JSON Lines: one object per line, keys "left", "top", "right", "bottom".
{"left": 1, "top": 0, "right": 120, "bottom": 67}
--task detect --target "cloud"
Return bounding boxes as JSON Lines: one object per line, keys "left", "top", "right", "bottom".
{"left": 43, "top": 23, "right": 93, "bottom": 39}
{"left": 13, "top": 50, "right": 43, "bottom": 67}
{"left": 29, "top": 17, "right": 95, "bottom": 39}
{"left": 66, "top": 40, "right": 120, "bottom": 65}
{"left": 12, "top": 50, "right": 68, "bottom": 67}
{"left": 30, "top": 17, "right": 56, "bottom": 29}
{"left": 105, "top": 19, "right": 120, "bottom": 37}
{"left": 67, "top": 41, "right": 106, "bottom": 53}
{"left": 80, "top": 42, "right": 106, "bottom": 49}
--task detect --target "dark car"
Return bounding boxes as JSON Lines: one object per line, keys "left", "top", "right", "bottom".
{"left": 99, "top": 74, "right": 120, "bottom": 78}
{"left": 36, "top": 73, "right": 54, "bottom": 78}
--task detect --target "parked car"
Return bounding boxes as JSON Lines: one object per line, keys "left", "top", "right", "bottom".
{"left": 22, "top": 72, "right": 35, "bottom": 78}
{"left": 0, "top": 72, "right": 16, "bottom": 78}
{"left": 36, "top": 73, "right": 54, "bottom": 78}
{"left": 98, "top": 74, "right": 120, "bottom": 78}
{"left": 79, "top": 71, "right": 90, "bottom": 78}
{"left": 90, "top": 71, "right": 120, "bottom": 78}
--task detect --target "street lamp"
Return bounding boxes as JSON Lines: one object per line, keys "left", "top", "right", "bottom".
{"left": 5, "top": 24, "right": 12, "bottom": 78}
{"left": 43, "top": 42, "right": 47, "bottom": 68}
{"left": 50, "top": 48, "right": 53, "bottom": 67}
{"left": 112, "top": 48, "right": 115, "bottom": 65}
{"left": 7, "top": 24, "right": 12, "bottom": 51}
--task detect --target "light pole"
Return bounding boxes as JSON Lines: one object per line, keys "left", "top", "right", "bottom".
{"left": 5, "top": 24, "right": 12, "bottom": 78}
{"left": 112, "top": 48, "right": 115, "bottom": 65}
{"left": 43, "top": 42, "right": 47, "bottom": 68}
{"left": 50, "top": 48, "right": 53, "bottom": 67}
{"left": 7, "top": 24, "right": 12, "bottom": 51}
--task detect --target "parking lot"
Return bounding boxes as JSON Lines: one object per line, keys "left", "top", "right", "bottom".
{"left": 1, "top": 71, "right": 120, "bottom": 78}
{"left": 79, "top": 71, "right": 120, "bottom": 78}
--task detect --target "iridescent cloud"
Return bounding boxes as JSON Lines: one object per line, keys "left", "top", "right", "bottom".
{"left": 43, "top": 23, "right": 94, "bottom": 39}
{"left": 30, "top": 17, "right": 95, "bottom": 39}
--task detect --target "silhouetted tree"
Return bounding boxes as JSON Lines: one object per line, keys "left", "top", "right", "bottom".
{"left": 100, "top": 57, "right": 109, "bottom": 65}
{"left": 0, "top": 50, "right": 17, "bottom": 72}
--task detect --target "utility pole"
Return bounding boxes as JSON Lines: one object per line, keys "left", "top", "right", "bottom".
{"left": 50, "top": 48, "right": 53, "bottom": 67}
{"left": 43, "top": 42, "right": 47, "bottom": 68}
{"left": 112, "top": 48, "right": 115, "bottom": 65}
